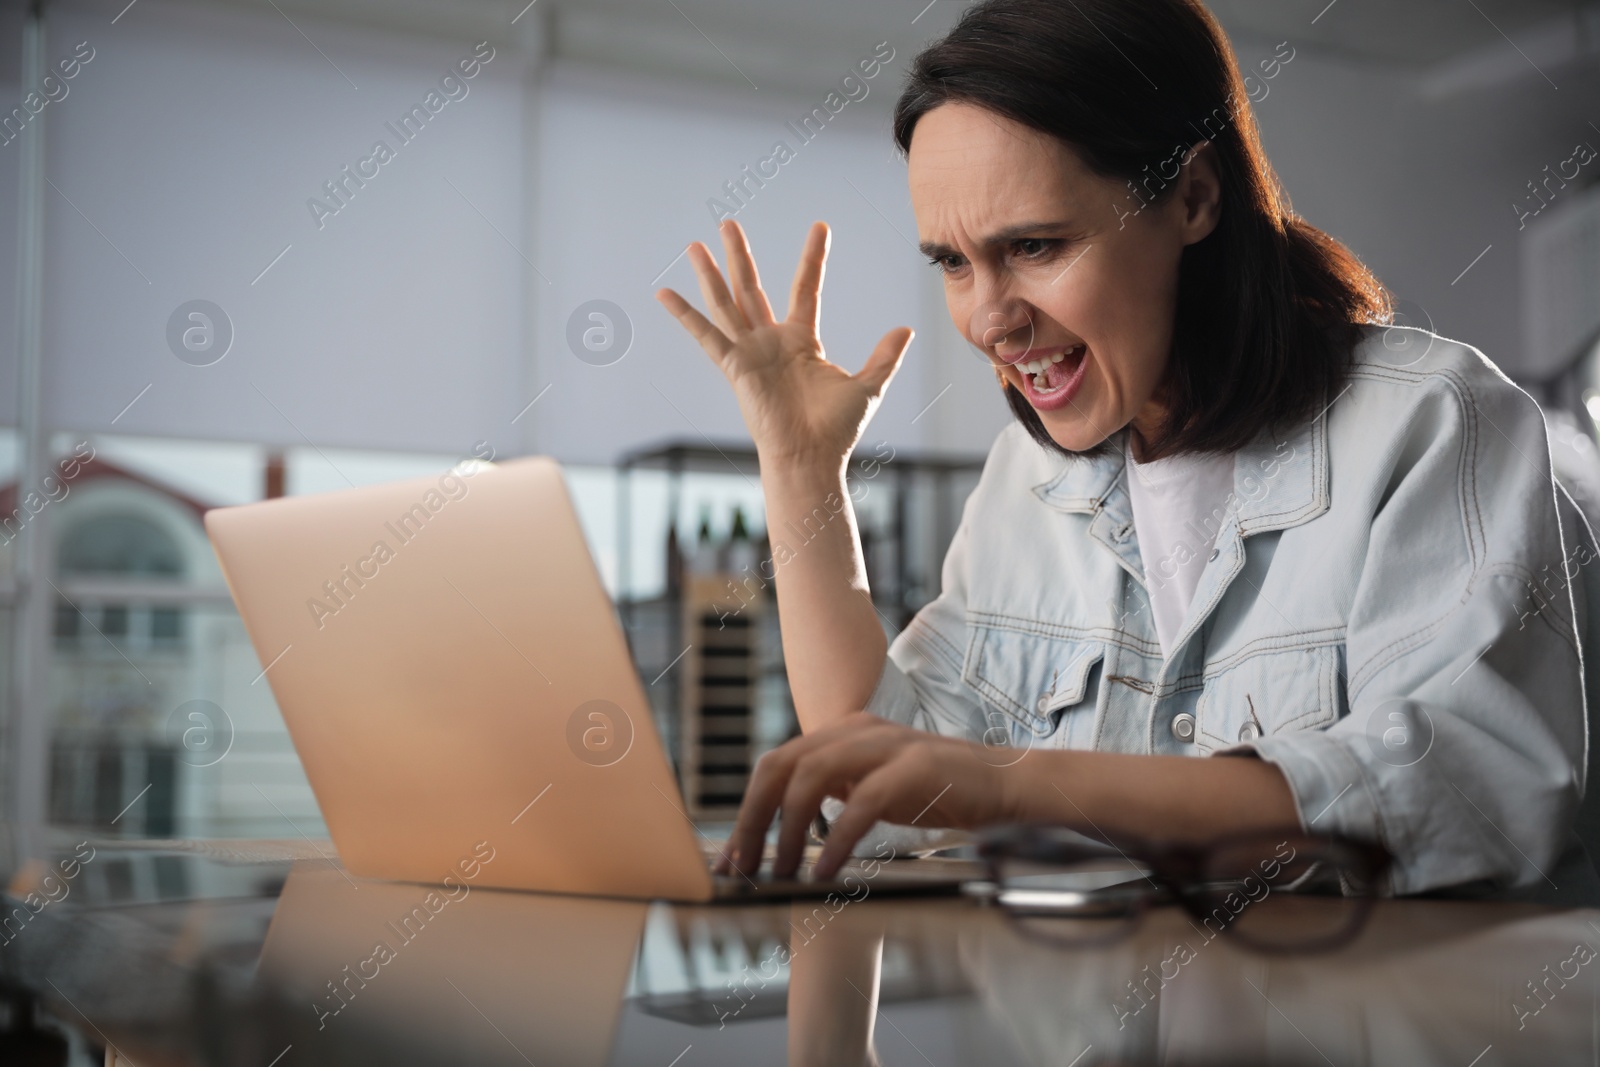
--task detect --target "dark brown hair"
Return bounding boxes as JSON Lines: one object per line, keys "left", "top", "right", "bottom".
{"left": 892, "top": 0, "right": 1391, "bottom": 459}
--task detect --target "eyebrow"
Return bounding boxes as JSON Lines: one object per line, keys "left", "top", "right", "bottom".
{"left": 917, "top": 220, "right": 1079, "bottom": 259}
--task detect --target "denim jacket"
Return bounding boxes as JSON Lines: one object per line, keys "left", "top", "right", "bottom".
{"left": 864, "top": 326, "right": 1591, "bottom": 895}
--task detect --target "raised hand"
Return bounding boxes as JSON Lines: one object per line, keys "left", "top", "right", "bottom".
{"left": 655, "top": 219, "right": 914, "bottom": 466}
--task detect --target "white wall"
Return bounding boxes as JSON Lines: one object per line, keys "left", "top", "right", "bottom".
{"left": 528, "top": 57, "right": 1010, "bottom": 465}
{"left": 0, "top": 2, "right": 24, "bottom": 426}
{"left": 1227, "top": 26, "right": 1600, "bottom": 380}
{"left": 24, "top": 0, "right": 535, "bottom": 455}
{"left": 0, "top": 0, "right": 1006, "bottom": 464}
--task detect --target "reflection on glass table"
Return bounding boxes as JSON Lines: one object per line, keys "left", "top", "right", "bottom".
{"left": 1, "top": 833, "right": 1597, "bottom": 1065}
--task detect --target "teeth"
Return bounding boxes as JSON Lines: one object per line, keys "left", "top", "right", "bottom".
{"left": 1014, "top": 349, "right": 1080, "bottom": 373}
{"left": 1019, "top": 345, "right": 1086, "bottom": 393}
{"left": 1012, "top": 346, "right": 1087, "bottom": 389}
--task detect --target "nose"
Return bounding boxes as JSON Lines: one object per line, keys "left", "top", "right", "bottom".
{"left": 967, "top": 297, "right": 1037, "bottom": 364}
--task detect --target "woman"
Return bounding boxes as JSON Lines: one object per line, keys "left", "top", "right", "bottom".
{"left": 656, "top": 0, "right": 1587, "bottom": 896}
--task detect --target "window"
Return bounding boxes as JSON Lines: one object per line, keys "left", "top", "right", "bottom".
{"left": 58, "top": 514, "right": 184, "bottom": 577}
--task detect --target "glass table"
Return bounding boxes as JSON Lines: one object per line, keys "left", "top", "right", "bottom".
{"left": 1, "top": 830, "right": 1595, "bottom": 1066}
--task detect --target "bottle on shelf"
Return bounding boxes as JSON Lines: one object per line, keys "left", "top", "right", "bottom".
{"left": 690, "top": 505, "right": 721, "bottom": 575}
{"left": 724, "top": 505, "right": 759, "bottom": 576}
{"left": 664, "top": 520, "right": 684, "bottom": 597}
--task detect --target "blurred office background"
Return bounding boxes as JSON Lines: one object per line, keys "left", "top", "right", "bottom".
{"left": 0, "top": 0, "right": 1598, "bottom": 842}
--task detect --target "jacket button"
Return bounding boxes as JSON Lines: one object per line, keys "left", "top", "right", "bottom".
{"left": 1171, "top": 713, "right": 1196, "bottom": 742}
{"left": 1238, "top": 721, "right": 1262, "bottom": 742}
{"left": 1209, "top": 547, "right": 1220, "bottom": 562}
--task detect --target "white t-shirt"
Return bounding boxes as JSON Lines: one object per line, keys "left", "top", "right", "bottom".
{"left": 1124, "top": 435, "right": 1237, "bottom": 658}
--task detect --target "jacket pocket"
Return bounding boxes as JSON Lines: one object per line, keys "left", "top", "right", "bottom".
{"left": 1195, "top": 643, "right": 1344, "bottom": 752}
{"left": 963, "top": 623, "right": 1105, "bottom": 735}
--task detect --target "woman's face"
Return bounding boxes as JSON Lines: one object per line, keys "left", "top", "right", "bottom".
{"left": 907, "top": 102, "right": 1220, "bottom": 454}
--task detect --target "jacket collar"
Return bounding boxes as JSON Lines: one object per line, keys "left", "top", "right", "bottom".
{"left": 1233, "top": 408, "right": 1330, "bottom": 536}
{"left": 1026, "top": 413, "right": 1330, "bottom": 672}
{"left": 1030, "top": 413, "right": 1330, "bottom": 537}
{"left": 1030, "top": 436, "right": 1126, "bottom": 515}
{"left": 1030, "top": 429, "right": 1142, "bottom": 584}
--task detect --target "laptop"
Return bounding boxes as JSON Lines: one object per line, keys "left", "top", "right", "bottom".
{"left": 205, "top": 455, "right": 976, "bottom": 901}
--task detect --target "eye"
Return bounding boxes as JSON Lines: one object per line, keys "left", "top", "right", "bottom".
{"left": 1013, "top": 237, "right": 1060, "bottom": 259}
{"left": 926, "top": 253, "right": 967, "bottom": 275}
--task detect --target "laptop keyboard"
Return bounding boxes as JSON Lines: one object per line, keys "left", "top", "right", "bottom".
{"left": 706, "top": 854, "right": 984, "bottom": 898}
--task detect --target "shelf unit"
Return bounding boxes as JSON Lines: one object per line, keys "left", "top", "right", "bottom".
{"left": 679, "top": 574, "right": 760, "bottom": 817}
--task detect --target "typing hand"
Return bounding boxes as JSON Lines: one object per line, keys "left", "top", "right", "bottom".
{"left": 716, "top": 713, "right": 1016, "bottom": 881}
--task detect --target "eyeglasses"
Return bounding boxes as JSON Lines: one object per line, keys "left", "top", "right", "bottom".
{"left": 973, "top": 825, "right": 1392, "bottom": 955}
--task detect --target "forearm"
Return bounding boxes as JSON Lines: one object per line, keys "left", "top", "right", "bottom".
{"left": 760, "top": 459, "right": 888, "bottom": 732}
{"left": 655, "top": 218, "right": 909, "bottom": 729}
{"left": 1003, "top": 749, "right": 1300, "bottom": 845}
{"left": 786, "top": 918, "right": 883, "bottom": 1067}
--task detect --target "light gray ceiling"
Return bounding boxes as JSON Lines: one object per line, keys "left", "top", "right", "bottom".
{"left": 93, "top": 0, "right": 1599, "bottom": 87}
{"left": 1209, "top": 0, "right": 1586, "bottom": 64}
{"left": 571, "top": 0, "right": 1592, "bottom": 67}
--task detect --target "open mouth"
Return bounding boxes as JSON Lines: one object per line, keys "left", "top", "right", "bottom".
{"left": 1005, "top": 344, "right": 1088, "bottom": 407}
